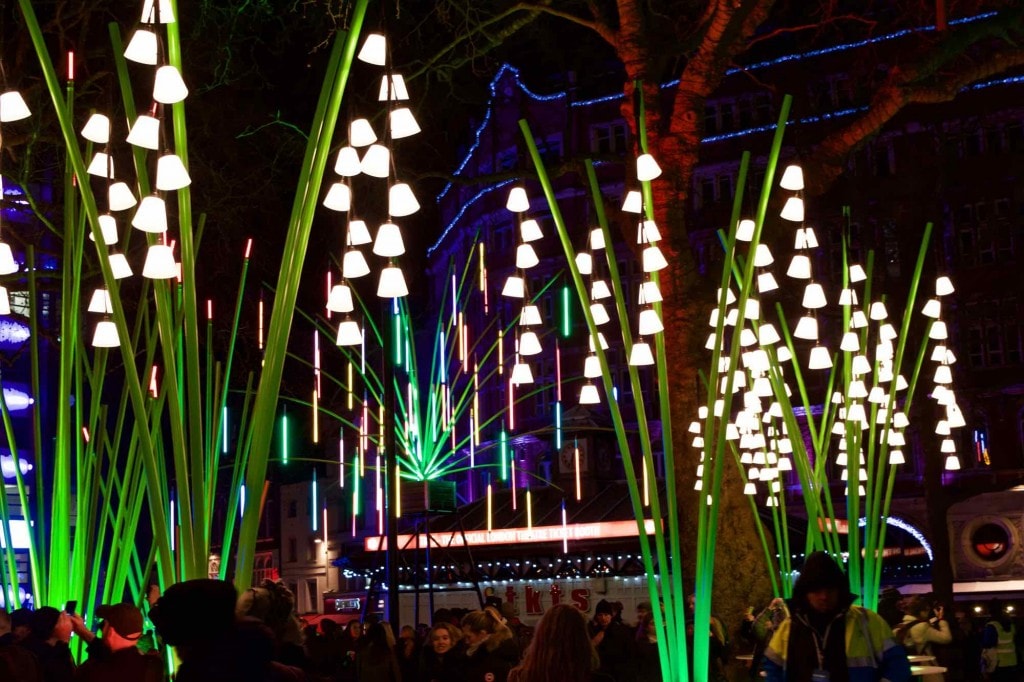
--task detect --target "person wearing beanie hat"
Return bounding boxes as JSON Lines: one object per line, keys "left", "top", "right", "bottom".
{"left": 589, "top": 599, "right": 632, "bottom": 681}
{"left": 763, "top": 551, "right": 912, "bottom": 682}
{"left": 75, "top": 603, "right": 162, "bottom": 682}
{"left": 22, "top": 606, "right": 75, "bottom": 682}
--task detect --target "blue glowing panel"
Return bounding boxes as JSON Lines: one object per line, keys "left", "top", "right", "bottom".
{"left": 0, "top": 319, "right": 31, "bottom": 347}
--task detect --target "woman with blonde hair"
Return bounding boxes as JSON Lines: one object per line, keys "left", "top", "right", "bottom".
{"left": 509, "top": 604, "right": 611, "bottom": 682}
{"left": 419, "top": 621, "right": 465, "bottom": 682}
{"left": 461, "top": 606, "right": 519, "bottom": 682}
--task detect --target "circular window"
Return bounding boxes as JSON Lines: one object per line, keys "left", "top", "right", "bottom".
{"left": 971, "top": 523, "right": 1011, "bottom": 561}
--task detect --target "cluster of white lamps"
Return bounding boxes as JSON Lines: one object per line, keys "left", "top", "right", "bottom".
{"left": 501, "top": 186, "right": 544, "bottom": 386}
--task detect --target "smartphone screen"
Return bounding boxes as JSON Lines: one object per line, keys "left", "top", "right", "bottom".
{"left": 64, "top": 600, "right": 77, "bottom": 614}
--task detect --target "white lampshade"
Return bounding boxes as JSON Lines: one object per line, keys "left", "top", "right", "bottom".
{"left": 736, "top": 219, "right": 755, "bottom": 242}
{"left": 895, "top": 375, "right": 909, "bottom": 392}
{"left": 639, "top": 281, "right": 662, "bottom": 304}
{"left": 388, "top": 183, "right": 420, "bottom": 217}
{"left": 579, "top": 383, "right": 600, "bottom": 405}
{"left": 155, "top": 152, "right": 191, "bottom": 190}
{"left": 377, "top": 266, "right": 409, "bottom": 298}
{"left": 511, "top": 361, "right": 535, "bottom": 385}
{"left": 808, "top": 345, "right": 832, "bottom": 370}
{"left": 590, "top": 228, "right": 606, "bottom": 250}
{"left": 779, "top": 164, "right": 804, "bottom": 190}
{"left": 90, "top": 213, "right": 119, "bottom": 245}
{"left": 876, "top": 341, "right": 894, "bottom": 362}
{"left": 621, "top": 191, "right": 642, "bottom": 214}
{"left": 629, "top": 342, "right": 655, "bottom": 366}
{"left": 935, "top": 420, "right": 951, "bottom": 436}
{"left": 520, "top": 219, "right": 543, "bottom": 242}
{"left": 838, "top": 288, "right": 857, "bottom": 306}
{"left": 323, "top": 182, "right": 352, "bottom": 211}
{"left": 520, "top": 305, "right": 542, "bottom": 326}
{"left": 934, "top": 364, "right": 953, "bottom": 384}
{"left": 358, "top": 33, "right": 387, "bottom": 65}
{"left": 878, "top": 323, "right": 897, "bottom": 342}
{"left": 641, "top": 219, "right": 661, "bottom": 242}
{"left": 589, "top": 302, "right": 611, "bottom": 326}
{"left": 132, "top": 195, "right": 168, "bottom": 233}
{"left": 108, "top": 252, "right": 133, "bottom": 279}
{"left": 360, "top": 144, "right": 390, "bottom": 178}
{"left": 126, "top": 114, "right": 160, "bottom": 150}
{"left": 743, "top": 482, "right": 757, "bottom": 496}
{"left": 503, "top": 187, "right": 528, "bottom": 213}
{"left": 575, "top": 252, "right": 593, "bottom": 275}
{"left": 935, "top": 276, "right": 955, "bottom": 296}
{"left": 787, "top": 255, "right": 811, "bottom": 279}
{"left": 776, "top": 346, "right": 793, "bottom": 362}
{"left": 347, "top": 220, "right": 372, "bottom": 246}
{"left": 780, "top": 196, "right": 804, "bottom": 222}
{"left": 350, "top": 119, "right": 377, "bottom": 147}
{"left": 373, "top": 223, "right": 405, "bottom": 258}
{"left": 92, "top": 319, "right": 120, "bottom": 348}
{"left": 343, "top": 249, "right": 370, "bottom": 279}
{"left": 802, "top": 283, "right": 826, "bottom": 309}
{"left": 929, "top": 320, "right": 948, "bottom": 340}
{"left": 583, "top": 354, "right": 601, "bottom": 379}
{"left": 334, "top": 147, "right": 362, "bottom": 176}
{"left": 869, "top": 301, "right": 888, "bottom": 320}
{"left": 757, "top": 272, "right": 778, "bottom": 293}
{"left": 88, "top": 288, "right": 113, "bottom": 314}
{"left": 793, "top": 315, "right": 818, "bottom": 340}
{"left": 519, "top": 331, "right": 542, "bottom": 356}
{"left": 389, "top": 107, "right": 420, "bottom": 138}
{"left": 851, "top": 354, "right": 872, "bottom": 376}
{"left": 947, "top": 403, "right": 966, "bottom": 428}
{"left": 796, "top": 227, "right": 819, "bottom": 249}
{"left": 87, "top": 152, "right": 114, "bottom": 178}
{"left": 153, "top": 65, "right": 188, "bottom": 104}
{"left": 0, "top": 288, "right": 12, "bottom": 316}
{"left": 326, "top": 284, "right": 354, "bottom": 313}
{"left": 108, "top": 182, "right": 137, "bottom": 211}
{"left": 940, "top": 438, "right": 956, "bottom": 454}
{"left": 642, "top": 245, "right": 668, "bottom": 272}
{"left": 889, "top": 449, "right": 905, "bottom": 465}
{"left": 142, "top": 243, "right": 177, "bottom": 279}
{"left": 921, "top": 298, "right": 941, "bottom": 318}
{"left": 743, "top": 298, "right": 760, "bottom": 320}
{"left": 0, "top": 243, "right": 18, "bottom": 275}
{"left": 336, "top": 319, "right": 363, "bottom": 346}
{"left": 0, "top": 91, "right": 31, "bottom": 122}
{"left": 840, "top": 331, "right": 860, "bottom": 352}
{"left": 850, "top": 310, "right": 868, "bottom": 329}
{"left": 516, "top": 244, "right": 539, "bottom": 269}
{"left": 930, "top": 345, "right": 948, "bottom": 363}
{"left": 378, "top": 75, "right": 410, "bottom": 101}
{"left": 638, "top": 307, "right": 664, "bottom": 335}
{"left": 944, "top": 454, "right": 961, "bottom": 471}
{"left": 124, "top": 28, "right": 159, "bottom": 64}
{"left": 141, "top": 0, "right": 174, "bottom": 23}
{"left": 849, "top": 264, "right": 867, "bottom": 283}
{"left": 502, "top": 276, "right": 525, "bottom": 298}
{"left": 747, "top": 246, "right": 773, "bottom": 270}
{"left": 847, "top": 380, "right": 868, "bottom": 399}
{"left": 591, "top": 279, "right": 612, "bottom": 300}
{"left": 758, "top": 324, "right": 781, "bottom": 346}
{"left": 81, "top": 113, "right": 111, "bottom": 144}
{"left": 636, "top": 153, "right": 662, "bottom": 181}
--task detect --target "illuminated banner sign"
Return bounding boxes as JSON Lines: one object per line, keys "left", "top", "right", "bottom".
{"left": 365, "top": 519, "right": 656, "bottom": 552}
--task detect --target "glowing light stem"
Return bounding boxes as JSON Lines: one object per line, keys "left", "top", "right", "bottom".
{"left": 511, "top": 457, "right": 517, "bottom": 510}
{"left": 561, "top": 500, "right": 568, "bottom": 554}
{"left": 555, "top": 401, "right": 563, "bottom": 451}
{"left": 526, "top": 489, "right": 533, "bottom": 530}
{"left": 314, "top": 330, "right": 321, "bottom": 398}
{"left": 574, "top": 441, "right": 582, "bottom": 501}
{"left": 500, "top": 428, "right": 509, "bottom": 481}
{"left": 339, "top": 436, "right": 345, "bottom": 488}
{"left": 311, "top": 470, "right": 318, "bottom": 531}
{"left": 280, "top": 410, "right": 289, "bottom": 464}
{"left": 222, "top": 407, "right": 229, "bottom": 454}
{"left": 561, "top": 284, "right": 571, "bottom": 337}
{"left": 508, "top": 377, "right": 515, "bottom": 431}
{"left": 347, "top": 362, "right": 354, "bottom": 410}
{"left": 486, "top": 483, "right": 493, "bottom": 533}
{"left": 312, "top": 389, "right": 319, "bottom": 443}
{"left": 258, "top": 294, "right": 264, "bottom": 350}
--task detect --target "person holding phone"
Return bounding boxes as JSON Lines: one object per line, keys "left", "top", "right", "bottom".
{"left": 73, "top": 603, "right": 162, "bottom": 682}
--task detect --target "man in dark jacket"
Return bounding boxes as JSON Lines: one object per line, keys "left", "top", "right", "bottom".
{"left": 763, "top": 551, "right": 912, "bottom": 682}
{"left": 589, "top": 599, "right": 634, "bottom": 682}
{"left": 73, "top": 603, "right": 163, "bottom": 682}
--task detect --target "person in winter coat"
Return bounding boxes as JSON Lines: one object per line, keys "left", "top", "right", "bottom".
{"left": 419, "top": 622, "right": 465, "bottom": 682}
{"left": 893, "top": 596, "right": 952, "bottom": 681}
{"left": 461, "top": 607, "right": 519, "bottom": 682}
{"left": 763, "top": 551, "right": 912, "bottom": 682}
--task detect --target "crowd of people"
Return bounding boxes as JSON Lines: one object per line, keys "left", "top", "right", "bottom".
{"left": 0, "top": 566, "right": 1021, "bottom": 682}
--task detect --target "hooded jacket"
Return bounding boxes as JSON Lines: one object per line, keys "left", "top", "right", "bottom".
{"left": 762, "top": 552, "right": 911, "bottom": 682}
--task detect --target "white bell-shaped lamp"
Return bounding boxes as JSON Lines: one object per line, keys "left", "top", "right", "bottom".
{"left": 838, "top": 288, "right": 857, "bottom": 306}
{"left": 639, "top": 281, "right": 662, "bottom": 304}
{"left": 575, "top": 252, "right": 593, "bottom": 275}
{"left": 641, "top": 219, "right": 661, "bottom": 242}
{"left": 92, "top": 319, "right": 120, "bottom": 348}
{"left": 787, "top": 255, "right": 811, "bottom": 279}
{"left": 840, "top": 331, "right": 860, "bottom": 352}
{"left": 921, "top": 298, "right": 941, "bottom": 318}
{"left": 342, "top": 249, "right": 370, "bottom": 279}
{"left": 736, "top": 219, "right": 755, "bottom": 242}
{"left": 520, "top": 219, "right": 543, "bottom": 242}
{"left": 934, "top": 364, "right": 953, "bottom": 384}
{"left": 326, "top": 284, "right": 354, "bottom": 313}
{"left": 360, "top": 144, "right": 390, "bottom": 178}
{"left": 850, "top": 310, "right": 868, "bottom": 329}
{"left": 0, "top": 243, "right": 18, "bottom": 275}
{"left": 357, "top": 33, "right": 387, "bottom": 65}
{"left": 520, "top": 305, "right": 542, "bottom": 326}
{"left": 81, "top": 113, "right": 111, "bottom": 144}
{"left": 0, "top": 91, "right": 31, "bottom": 122}
{"left": 929, "top": 320, "right": 948, "bottom": 340}
{"left": 336, "top": 319, "right": 363, "bottom": 346}
{"left": 808, "top": 345, "right": 833, "bottom": 370}
{"left": 579, "top": 383, "right": 600, "bottom": 405}
{"left": 108, "top": 182, "right": 137, "bottom": 211}
{"left": 124, "top": 28, "right": 159, "bottom": 64}
{"left": 935, "top": 276, "right": 955, "bottom": 296}
{"left": 153, "top": 65, "right": 189, "bottom": 104}
{"left": 849, "top": 264, "right": 867, "bottom": 283}
{"left": 127, "top": 114, "right": 161, "bottom": 150}
{"left": 944, "top": 454, "right": 961, "bottom": 471}
{"left": 589, "top": 228, "right": 606, "bottom": 250}
{"left": 780, "top": 196, "right": 804, "bottom": 222}
{"left": 802, "top": 283, "right": 827, "bottom": 309}
{"left": 373, "top": 223, "right": 405, "bottom": 258}
{"left": 621, "top": 191, "right": 642, "bottom": 214}
{"left": 131, "top": 195, "right": 168, "bottom": 234}
{"left": 758, "top": 324, "right": 781, "bottom": 346}
{"left": 377, "top": 266, "right": 409, "bottom": 298}
{"left": 108, "top": 252, "right": 133, "bottom": 279}
{"left": 389, "top": 107, "right": 420, "bottom": 138}
{"left": 506, "top": 187, "right": 529, "bottom": 212}
{"left": 349, "top": 119, "right": 377, "bottom": 147}
{"left": 141, "top": 0, "right": 174, "bottom": 23}
{"left": 501, "top": 276, "right": 525, "bottom": 298}
{"left": 589, "top": 302, "right": 611, "bottom": 326}
{"left": 378, "top": 74, "right": 410, "bottom": 101}
{"left": 516, "top": 244, "right": 539, "bottom": 270}
{"left": 869, "top": 301, "right": 888, "bottom": 320}
{"left": 87, "top": 288, "right": 114, "bottom": 314}
{"left": 591, "top": 280, "right": 612, "bottom": 300}
{"left": 388, "top": 183, "right": 420, "bottom": 217}
{"left": 334, "top": 146, "right": 362, "bottom": 176}
{"left": 87, "top": 152, "right": 114, "bottom": 178}
{"left": 642, "top": 245, "right": 668, "bottom": 272}
{"left": 779, "top": 164, "right": 804, "bottom": 190}
{"left": 142, "top": 243, "right": 177, "bottom": 279}
{"left": 347, "top": 220, "right": 372, "bottom": 246}
{"left": 155, "top": 152, "right": 191, "bottom": 190}
{"left": 796, "top": 227, "right": 819, "bottom": 249}
{"left": 758, "top": 272, "right": 779, "bottom": 293}
{"left": 630, "top": 341, "right": 655, "bottom": 366}
{"left": 793, "top": 315, "right": 818, "bottom": 340}
{"left": 90, "top": 214, "right": 119, "bottom": 245}
{"left": 519, "top": 331, "right": 542, "bottom": 356}
{"left": 323, "top": 182, "right": 352, "bottom": 211}
{"left": 636, "top": 153, "right": 662, "bottom": 181}
{"left": 753, "top": 244, "right": 774, "bottom": 267}
{"left": 511, "top": 361, "right": 535, "bottom": 386}
{"left": 638, "top": 308, "right": 664, "bottom": 335}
